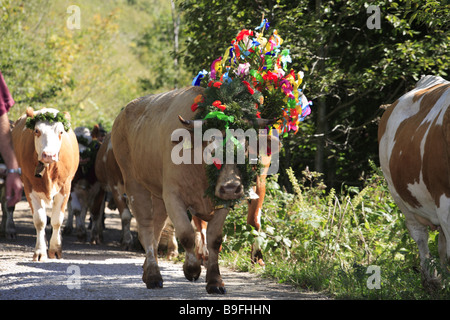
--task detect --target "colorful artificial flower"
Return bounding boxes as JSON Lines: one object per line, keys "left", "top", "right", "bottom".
{"left": 212, "top": 158, "right": 222, "bottom": 170}
{"left": 210, "top": 57, "right": 223, "bottom": 80}
{"left": 191, "top": 94, "right": 205, "bottom": 112}
{"left": 237, "top": 63, "right": 250, "bottom": 76}
{"left": 212, "top": 100, "right": 226, "bottom": 111}
{"left": 236, "top": 29, "right": 253, "bottom": 42}
{"left": 242, "top": 81, "right": 254, "bottom": 95}
{"left": 191, "top": 19, "right": 311, "bottom": 137}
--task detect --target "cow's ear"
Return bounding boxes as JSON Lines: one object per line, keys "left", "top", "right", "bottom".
{"left": 26, "top": 107, "right": 35, "bottom": 118}
{"left": 91, "top": 124, "right": 100, "bottom": 139}
{"left": 62, "top": 111, "right": 71, "bottom": 122}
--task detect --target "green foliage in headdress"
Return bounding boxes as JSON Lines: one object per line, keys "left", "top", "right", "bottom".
{"left": 26, "top": 112, "right": 71, "bottom": 132}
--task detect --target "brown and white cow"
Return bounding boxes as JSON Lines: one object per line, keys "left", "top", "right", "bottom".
{"left": 12, "top": 107, "right": 79, "bottom": 261}
{"left": 378, "top": 75, "right": 450, "bottom": 289}
{"left": 111, "top": 86, "right": 275, "bottom": 294}
{"left": 95, "top": 132, "right": 134, "bottom": 249}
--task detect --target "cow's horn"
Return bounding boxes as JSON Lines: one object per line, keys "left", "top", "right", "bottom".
{"left": 255, "top": 118, "right": 277, "bottom": 127}
{"left": 178, "top": 115, "right": 205, "bottom": 131}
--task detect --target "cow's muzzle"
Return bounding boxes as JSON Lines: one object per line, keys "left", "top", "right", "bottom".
{"left": 216, "top": 181, "right": 244, "bottom": 200}
{"left": 41, "top": 152, "right": 58, "bottom": 164}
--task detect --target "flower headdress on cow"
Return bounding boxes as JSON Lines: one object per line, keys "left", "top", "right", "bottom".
{"left": 191, "top": 18, "right": 312, "bottom": 205}
{"left": 25, "top": 110, "right": 71, "bottom": 132}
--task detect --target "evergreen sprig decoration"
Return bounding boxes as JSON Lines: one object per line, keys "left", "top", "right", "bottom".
{"left": 26, "top": 111, "right": 71, "bottom": 132}
{"left": 193, "top": 79, "right": 263, "bottom": 206}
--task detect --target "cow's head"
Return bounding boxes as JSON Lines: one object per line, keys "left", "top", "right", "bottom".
{"left": 74, "top": 126, "right": 93, "bottom": 165}
{"left": 177, "top": 116, "right": 278, "bottom": 201}
{"left": 25, "top": 107, "right": 71, "bottom": 164}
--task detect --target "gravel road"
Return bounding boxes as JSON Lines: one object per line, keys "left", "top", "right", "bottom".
{"left": 0, "top": 200, "right": 328, "bottom": 301}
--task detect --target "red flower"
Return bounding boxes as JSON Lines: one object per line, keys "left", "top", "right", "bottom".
{"left": 242, "top": 81, "right": 255, "bottom": 95}
{"left": 212, "top": 100, "right": 226, "bottom": 111}
{"left": 236, "top": 29, "right": 253, "bottom": 41}
{"left": 256, "top": 111, "right": 261, "bottom": 118}
{"left": 263, "top": 71, "right": 279, "bottom": 83}
{"left": 191, "top": 94, "right": 204, "bottom": 112}
{"left": 213, "top": 81, "right": 222, "bottom": 88}
{"left": 212, "top": 158, "right": 222, "bottom": 170}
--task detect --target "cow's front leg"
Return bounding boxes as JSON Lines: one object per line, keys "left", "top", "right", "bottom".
{"left": 29, "top": 191, "right": 48, "bottom": 261}
{"left": 164, "top": 197, "right": 201, "bottom": 282}
{"left": 48, "top": 192, "right": 66, "bottom": 259}
{"left": 205, "top": 208, "right": 228, "bottom": 294}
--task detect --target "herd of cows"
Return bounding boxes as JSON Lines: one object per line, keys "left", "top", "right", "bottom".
{"left": 0, "top": 75, "right": 449, "bottom": 294}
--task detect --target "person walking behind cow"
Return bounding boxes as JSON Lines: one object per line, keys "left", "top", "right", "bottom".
{"left": 0, "top": 71, "right": 23, "bottom": 207}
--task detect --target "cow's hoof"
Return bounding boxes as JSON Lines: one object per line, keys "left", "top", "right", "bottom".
{"left": 121, "top": 237, "right": 134, "bottom": 251}
{"left": 206, "top": 285, "right": 226, "bottom": 294}
{"left": 63, "top": 225, "right": 73, "bottom": 235}
{"left": 48, "top": 249, "right": 62, "bottom": 259}
{"left": 145, "top": 280, "right": 164, "bottom": 289}
{"left": 142, "top": 264, "right": 163, "bottom": 289}
{"left": 32, "top": 251, "right": 48, "bottom": 262}
{"left": 183, "top": 262, "right": 201, "bottom": 281}
{"left": 6, "top": 231, "right": 17, "bottom": 240}
{"left": 90, "top": 235, "right": 102, "bottom": 245}
{"left": 143, "top": 274, "right": 163, "bottom": 289}
{"left": 76, "top": 231, "right": 87, "bottom": 243}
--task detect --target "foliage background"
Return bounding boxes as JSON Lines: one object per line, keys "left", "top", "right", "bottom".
{"left": 1, "top": 0, "right": 191, "bottom": 130}
{"left": 1, "top": 0, "right": 449, "bottom": 299}
{"left": 180, "top": 0, "right": 449, "bottom": 189}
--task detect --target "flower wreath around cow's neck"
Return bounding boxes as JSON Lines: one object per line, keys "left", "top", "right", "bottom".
{"left": 191, "top": 18, "right": 312, "bottom": 207}
{"left": 26, "top": 111, "right": 71, "bottom": 132}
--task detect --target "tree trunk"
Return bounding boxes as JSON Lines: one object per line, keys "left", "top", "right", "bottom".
{"left": 314, "top": 97, "right": 327, "bottom": 173}
{"left": 170, "top": 0, "right": 180, "bottom": 89}
{"left": 313, "top": 0, "right": 327, "bottom": 174}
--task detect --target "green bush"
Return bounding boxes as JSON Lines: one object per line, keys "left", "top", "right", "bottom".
{"left": 221, "top": 161, "right": 450, "bottom": 299}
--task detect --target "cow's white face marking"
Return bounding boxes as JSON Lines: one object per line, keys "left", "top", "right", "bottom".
{"left": 34, "top": 121, "right": 65, "bottom": 163}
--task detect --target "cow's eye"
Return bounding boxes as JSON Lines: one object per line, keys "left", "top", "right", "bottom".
{"left": 34, "top": 129, "right": 41, "bottom": 137}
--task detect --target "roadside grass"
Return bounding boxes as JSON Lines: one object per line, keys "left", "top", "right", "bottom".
{"left": 220, "top": 161, "right": 450, "bottom": 299}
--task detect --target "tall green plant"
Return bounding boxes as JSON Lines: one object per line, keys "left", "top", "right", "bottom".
{"left": 221, "top": 163, "right": 450, "bottom": 298}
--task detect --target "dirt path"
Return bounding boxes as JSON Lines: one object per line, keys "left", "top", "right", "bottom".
{"left": 0, "top": 201, "right": 328, "bottom": 301}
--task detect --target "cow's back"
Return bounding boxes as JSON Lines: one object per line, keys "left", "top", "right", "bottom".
{"left": 112, "top": 86, "right": 207, "bottom": 200}
{"left": 95, "top": 132, "right": 121, "bottom": 188}
{"left": 378, "top": 76, "right": 450, "bottom": 223}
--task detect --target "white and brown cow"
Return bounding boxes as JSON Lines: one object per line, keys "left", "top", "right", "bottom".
{"left": 12, "top": 107, "right": 79, "bottom": 261}
{"left": 111, "top": 86, "right": 275, "bottom": 294}
{"left": 379, "top": 75, "right": 450, "bottom": 289}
